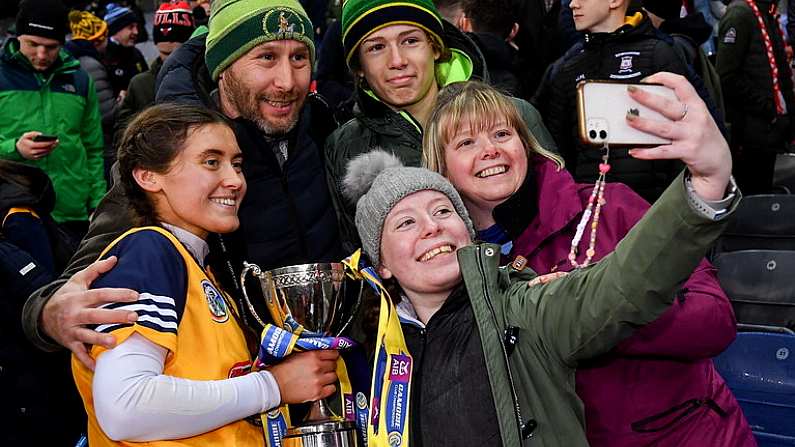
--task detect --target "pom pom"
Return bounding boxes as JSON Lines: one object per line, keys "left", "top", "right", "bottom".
{"left": 68, "top": 10, "right": 83, "bottom": 24}
{"left": 342, "top": 149, "right": 403, "bottom": 204}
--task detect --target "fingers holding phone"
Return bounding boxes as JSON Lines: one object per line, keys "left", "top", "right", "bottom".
{"left": 625, "top": 72, "right": 732, "bottom": 201}
{"left": 16, "top": 131, "right": 59, "bottom": 160}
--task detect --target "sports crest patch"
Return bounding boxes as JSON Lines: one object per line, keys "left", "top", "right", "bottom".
{"left": 202, "top": 280, "right": 229, "bottom": 323}
{"left": 262, "top": 7, "right": 306, "bottom": 36}
{"left": 723, "top": 27, "right": 737, "bottom": 44}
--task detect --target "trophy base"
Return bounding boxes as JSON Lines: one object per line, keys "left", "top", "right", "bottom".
{"left": 282, "top": 419, "right": 359, "bottom": 447}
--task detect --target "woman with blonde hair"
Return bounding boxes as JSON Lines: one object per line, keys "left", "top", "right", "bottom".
{"left": 422, "top": 79, "right": 754, "bottom": 446}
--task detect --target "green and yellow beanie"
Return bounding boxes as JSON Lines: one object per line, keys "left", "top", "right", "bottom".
{"left": 205, "top": 0, "right": 315, "bottom": 81}
{"left": 341, "top": 0, "right": 445, "bottom": 66}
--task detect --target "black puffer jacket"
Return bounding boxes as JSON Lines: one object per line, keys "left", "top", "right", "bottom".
{"left": 64, "top": 39, "right": 115, "bottom": 128}
{"left": 717, "top": 0, "right": 795, "bottom": 150}
{"left": 533, "top": 14, "right": 705, "bottom": 203}
{"left": 468, "top": 31, "right": 522, "bottom": 98}
{"left": 103, "top": 39, "right": 148, "bottom": 96}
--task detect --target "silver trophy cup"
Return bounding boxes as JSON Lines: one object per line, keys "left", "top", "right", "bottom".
{"left": 240, "top": 262, "right": 362, "bottom": 447}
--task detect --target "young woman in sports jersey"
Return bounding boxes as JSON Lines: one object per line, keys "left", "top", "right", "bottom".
{"left": 71, "top": 104, "right": 339, "bottom": 447}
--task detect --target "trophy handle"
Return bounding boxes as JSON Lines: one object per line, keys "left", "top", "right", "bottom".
{"left": 240, "top": 262, "right": 267, "bottom": 328}
{"left": 335, "top": 279, "right": 365, "bottom": 336}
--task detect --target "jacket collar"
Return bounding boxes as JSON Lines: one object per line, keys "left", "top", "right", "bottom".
{"left": 2, "top": 38, "right": 79, "bottom": 76}
{"left": 583, "top": 12, "right": 650, "bottom": 46}
{"left": 397, "top": 283, "right": 469, "bottom": 328}
{"left": 511, "top": 156, "right": 585, "bottom": 256}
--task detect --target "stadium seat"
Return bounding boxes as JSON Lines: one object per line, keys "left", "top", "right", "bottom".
{"left": 714, "top": 195, "right": 795, "bottom": 253}
{"left": 713, "top": 332, "right": 795, "bottom": 446}
{"left": 774, "top": 153, "right": 795, "bottom": 194}
{"left": 713, "top": 250, "right": 795, "bottom": 330}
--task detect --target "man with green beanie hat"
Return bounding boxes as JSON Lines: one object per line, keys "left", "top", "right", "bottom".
{"left": 22, "top": 0, "right": 345, "bottom": 390}
{"left": 324, "top": 0, "right": 558, "bottom": 254}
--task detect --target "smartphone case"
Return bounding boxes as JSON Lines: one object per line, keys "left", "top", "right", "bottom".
{"left": 576, "top": 80, "right": 678, "bottom": 148}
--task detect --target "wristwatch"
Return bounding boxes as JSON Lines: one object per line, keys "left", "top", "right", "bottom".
{"left": 685, "top": 174, "right": 738, "bottom": 221}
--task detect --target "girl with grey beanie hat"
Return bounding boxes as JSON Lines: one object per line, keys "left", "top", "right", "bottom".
{"left": 341, "top": 73, "right": 740, "bottom": 447}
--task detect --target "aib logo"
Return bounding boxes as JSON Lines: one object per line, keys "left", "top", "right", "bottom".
{"left": 391, "top": 359, "right": 409, "bottom": 376}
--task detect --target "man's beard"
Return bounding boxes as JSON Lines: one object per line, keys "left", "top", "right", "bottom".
{"left": 223, "top": 69, "right": 303, "bottom": 136}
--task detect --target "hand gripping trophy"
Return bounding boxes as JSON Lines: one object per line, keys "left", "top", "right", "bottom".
{"left": 241, "top": 261, "right": 364, "bottom": 447}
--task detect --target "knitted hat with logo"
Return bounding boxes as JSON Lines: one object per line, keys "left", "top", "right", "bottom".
{"left": 104, "top": 3, "right": 138, "bottom": 37}
{"left": 205, "top": 0, "right": 315, "bottom": 81}
{"left": 341, "top": 0, "right": 445, "bottom": 66}
{"left": 68, "top": 10, "right": 107, "bottom": 41}
{"left": 16, "top": 0, "right": 69, "bottom": 43}
{"left": 153, "top": 2, "right": 195, "bottom": 44}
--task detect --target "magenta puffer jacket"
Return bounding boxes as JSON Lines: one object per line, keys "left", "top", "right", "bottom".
{"left": 510, "top": 156, "right": 756, "bottom": 447}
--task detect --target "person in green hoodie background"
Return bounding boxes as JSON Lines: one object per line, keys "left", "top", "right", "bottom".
{"left": 0, "top": 0, "right": 105, "bottom": 244}
{"left": 325, "top": 0, "right": 556, "bottom": 253}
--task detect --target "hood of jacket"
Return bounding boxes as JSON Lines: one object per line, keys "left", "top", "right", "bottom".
{"left": 660, "top": 12, "right": 713, "bottom": 46}
{"left": 64, "top": 39, "right": 102, "bottom": 61}
{"left": 0, "top": 160, "right": 56, "bottom": 216}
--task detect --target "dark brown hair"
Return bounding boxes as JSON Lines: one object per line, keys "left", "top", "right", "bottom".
{"left": 116, "top": 103, "right": 232, "bottom": 226}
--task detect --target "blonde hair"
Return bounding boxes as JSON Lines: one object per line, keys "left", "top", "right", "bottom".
{"left": 422, "top": 81, "right": 563, "bottom": 175}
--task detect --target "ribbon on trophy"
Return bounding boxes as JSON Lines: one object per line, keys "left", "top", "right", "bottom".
{"left": 342, "top": 250, "right": 413, "bottom": 447}
{"left": 256, "top": 319, "right": 357, "bottom": 447}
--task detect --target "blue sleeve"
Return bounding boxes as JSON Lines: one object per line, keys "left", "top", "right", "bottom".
{"left": 92, "top": 230, "right": 188, "bottom": 336}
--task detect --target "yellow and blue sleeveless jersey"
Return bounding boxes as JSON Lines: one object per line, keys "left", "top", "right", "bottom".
{"left": 72, "top": 226, "right": 263, "bottom": 447}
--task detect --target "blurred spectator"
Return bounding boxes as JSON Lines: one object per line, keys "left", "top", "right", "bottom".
{"left": 717, "top": 0, "right": 795, "bottom": 194}
{"left": 103, "top": 3, "right": 148, "bottom": 99}
{"left": 694, "top": 0, "right": 727, "bottom": 55}
{"left": 300, "top": 0, "right": 330, "bottom": 39}
{"left": 460, "top": 0, "right": 524, "bottom": 97}
{"left": 114, "top": 2, "right": 195, "bottom": 143}
{"left": 315, "top": 19, "right": 355, "bottom": 120}
{"left": 0, "top": 160, "right": 84, "bottom": 446}
{"left": 533, "top": 0, "right": 709, "bottom": 203}
{"left": 513, "top": 0, "right": 564, "bottom": 98}
{"left": 435, "top": 0, "right": 466, "bottom": 24}
{"left": 0, "top": 0, "right": 105, "bottom": 242}
{"left": 65, "top": 10, "right": 117, "bottom": 183}
{"left": 191, "top": 0, "right": 210, "bottom": 28}
{"left": 644, "top": 2, "right": 726, "bottom": 120}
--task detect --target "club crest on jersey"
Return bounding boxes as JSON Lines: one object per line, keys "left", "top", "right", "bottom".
{"left": 610, "top": 51, "right": 642, "bottom": 79}
{"left": 202, "top": 280, "right": 229, "bottom": 323}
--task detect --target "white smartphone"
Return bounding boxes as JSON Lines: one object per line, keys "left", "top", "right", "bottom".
{"left": 576, "top": 80, "right": 678, "bottom": 148}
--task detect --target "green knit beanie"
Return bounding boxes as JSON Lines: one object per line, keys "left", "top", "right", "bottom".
{"left": 205, "top": 0, "right": 315, "bottom": 81}
{"left": 341, "top": 0, "right": 445, "bottom": 66}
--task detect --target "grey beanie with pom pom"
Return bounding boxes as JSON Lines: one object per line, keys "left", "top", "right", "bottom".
{"left": 343, "top": 150, "right": 475, "bottom": 267}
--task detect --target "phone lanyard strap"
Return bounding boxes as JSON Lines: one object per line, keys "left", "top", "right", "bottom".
{"left": 568, "top": 143, "right": 610, "bottom": 269}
